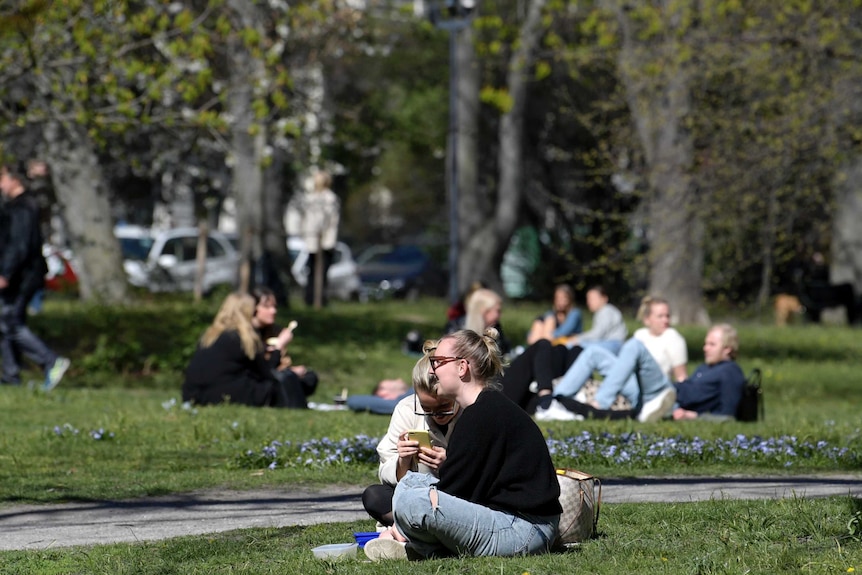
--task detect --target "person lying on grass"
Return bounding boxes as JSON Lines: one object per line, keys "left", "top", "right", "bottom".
{"left": 363, "top": 328, "right": 561, "bottom": 561}
{"left": 361, "top": 342, "right": 462, "bottom": 528}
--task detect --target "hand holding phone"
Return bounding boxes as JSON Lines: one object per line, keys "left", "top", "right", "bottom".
{"left": 406, "top": 429, "right": 432, "bottom": 449}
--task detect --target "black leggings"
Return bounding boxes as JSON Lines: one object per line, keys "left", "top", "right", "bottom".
{"left": 362, "top": 483, "right": 395, "bottom": 526}
{"left": 501, "top": 340, "right": 582, "bottom": 413}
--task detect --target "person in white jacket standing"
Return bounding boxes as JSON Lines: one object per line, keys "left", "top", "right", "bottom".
{"left": 299, "top": 169, "right": 340, "bottom": 307}
{"left": 361, "top": 343, "right": 462, "bottom": 527}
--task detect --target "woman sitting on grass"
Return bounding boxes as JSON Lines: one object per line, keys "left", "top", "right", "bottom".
{"left": 526, "top": 283, "right": 583, "bottom": 345}
{"left": 444, "top": 288, "right": 511, "bottom": 356}
{"left": 364, "top": 328, "right": 560, "bottom": 561}
{"left": 182, "top": 292, "right": 303, "bottom": 408}
{"left": 361, "top": 342, "right": 462, "bottom": 527}
{"left": 251, "top": 286, "right": 317, "bottom": 408}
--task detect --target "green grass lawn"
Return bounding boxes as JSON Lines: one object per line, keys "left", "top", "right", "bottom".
{"left": 2, "top": 499, "right": 860, "bottom": 573}
{"left": 0, "top": 294, "right": 860, "bottom": 570}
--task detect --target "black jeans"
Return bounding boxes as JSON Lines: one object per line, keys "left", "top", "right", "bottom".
{"left": 0, "top": 280, "right": 57, "bottom": 383}
{"left": 304, "top": 249, "right": 334, "bottom": 306}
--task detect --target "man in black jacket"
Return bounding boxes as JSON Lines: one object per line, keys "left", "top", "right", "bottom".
{"left": 0, "top": 161, "right": 69, "bottom": 390}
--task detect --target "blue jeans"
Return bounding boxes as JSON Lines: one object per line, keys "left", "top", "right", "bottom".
{"left": 555, "top": 339, "right": 670, "bottom": 410}
{"left": 392, "top": 472, "right": 559, "bottom": 558}
{"left": 346, "top": 390, "right": 413, "bottom": 415}
{"left": 579, "top": 339, "right": 623, "bottom": 355}
{"left": 554, "top": 344, "right": 640, "bottom": 407}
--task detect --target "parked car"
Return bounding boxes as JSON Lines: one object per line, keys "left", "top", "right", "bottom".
{"left": 356, "top": 244, "right": 446, "bottom": 301}
{"left": 286, "top": 236, "right": 362, "bottom": 301}
{"left": 43, "top": 244, "right": 78, "bottom": 293}
{"left": 115, "top": 226, "right": 240, "bottom": 293}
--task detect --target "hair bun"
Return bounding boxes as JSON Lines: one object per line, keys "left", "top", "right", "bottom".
{"left": 482, "top": 327, "right": 500, "bottom": 342}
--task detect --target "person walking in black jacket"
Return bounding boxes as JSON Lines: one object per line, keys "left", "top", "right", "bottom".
{"left": 0, "top": 161, "right": 70, "bottom": 389}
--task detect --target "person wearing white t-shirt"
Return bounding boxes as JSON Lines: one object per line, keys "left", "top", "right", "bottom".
{"left": 632, "top": 297, "right": 688, "bottom": 383}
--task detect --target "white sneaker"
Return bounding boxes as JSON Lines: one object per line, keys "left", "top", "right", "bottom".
{"left": 364, "top": 537, "right": 408, "bottom": 561}
{"left": 535, "top": 399, "right": 582, "bottom": 422}
{"left": 637, "top": 387, "right": 676, "bottom": 422}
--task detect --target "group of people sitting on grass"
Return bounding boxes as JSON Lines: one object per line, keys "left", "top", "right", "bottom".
{"left": 358, "top": 314, "right": 747, "bottom": 561}
{"left": 181, "top": 287, "right": 317, "bottom": 409}
{"left": 180, "top": 286, "right": 749, "bottom": 561}
{"left": 181, "top": 285, "right": 746, "bottom": 425}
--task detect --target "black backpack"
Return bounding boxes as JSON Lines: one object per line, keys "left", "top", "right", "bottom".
{"left": 736, "top": 368, "right": 763, "bottom": 422}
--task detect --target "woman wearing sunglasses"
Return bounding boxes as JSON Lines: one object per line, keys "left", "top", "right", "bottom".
{"left": 364, "top": 328, "right": 560, "bottom": 561}
{"left": 361, "top": 342, "right": 462, "bottom": 528}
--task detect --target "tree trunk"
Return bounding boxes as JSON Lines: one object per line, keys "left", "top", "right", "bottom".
{"left": 228, "top": 0, "right": 267, "bottom": 294}
{"left": 43, "top": 120, "right": 128, "bottom": 303}
{"left": 262, "top": 150, "right": 292, "bottom": 305}
{"left": 612, "top": 1, "right": 709, "bottom": 326}
{"left": 455, "top": 25, "right": 481, "bottom": 298}
{"left": 459, "top": 0, "right": 546, "bottom": 296}
{"left": 831, "top": 157, "right": 862, "bottom": 294}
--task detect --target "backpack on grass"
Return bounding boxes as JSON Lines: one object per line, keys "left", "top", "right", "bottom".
{"left": 735, "top": 368, "right": 763, "bottom": 422}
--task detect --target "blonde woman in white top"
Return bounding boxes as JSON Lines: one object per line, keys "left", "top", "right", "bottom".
{"left": 632, "top": 296, "right": 688, "bottom": 383}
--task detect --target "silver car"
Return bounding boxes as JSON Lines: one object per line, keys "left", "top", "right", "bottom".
{"left": 287, "top": 236, "right": 362, "bottom": 301}
{"left": 116, "top": 226, "right": 240, "bottom": 293}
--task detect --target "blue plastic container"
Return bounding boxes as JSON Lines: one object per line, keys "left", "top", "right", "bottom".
{"left": 353, "top": 531, "right": 381, "bottom": 548}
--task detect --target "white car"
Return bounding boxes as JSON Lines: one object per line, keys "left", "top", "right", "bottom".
{"left": 115, "top": 226, "right": 240, "bottom": 293}
{"left": 287, "top": 236, "right": 362, "bottom": 301}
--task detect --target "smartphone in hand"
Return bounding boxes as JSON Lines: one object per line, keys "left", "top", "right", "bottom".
{"left": 406, "top": 429, "right": 432, "bottom": 449}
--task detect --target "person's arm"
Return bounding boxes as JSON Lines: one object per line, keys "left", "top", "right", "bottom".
{"left": 665, "top": 329, "right": 689, "bottom": 382}
{"left": 578, "top": 306, "right": 623, "bottom": 343}
{"left": 377, "top": 398, "right": 419, "bottom": 485}
{"left": 552, "top": 309, "right": 583, "bottom": 339}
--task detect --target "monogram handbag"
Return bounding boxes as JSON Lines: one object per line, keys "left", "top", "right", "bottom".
{"left": 555, "top": 468, "right": 601, "bottom": 547}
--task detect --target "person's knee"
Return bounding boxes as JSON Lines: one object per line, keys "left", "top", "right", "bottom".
{"left": 394, "top": 486, "right": 437, "bottom": 528}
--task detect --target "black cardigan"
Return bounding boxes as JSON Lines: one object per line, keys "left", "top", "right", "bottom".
{"left": 438, "top": 389, "right": 561, "bottom": 517}
{"left": 182, "top": 331, "right": 274, "bottom": 406}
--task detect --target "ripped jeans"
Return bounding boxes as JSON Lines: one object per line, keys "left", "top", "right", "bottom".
{"left": 391, "top": 472, "right": 559, "bottom": 558}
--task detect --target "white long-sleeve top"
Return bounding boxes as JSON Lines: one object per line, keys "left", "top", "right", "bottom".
{"left": 377, "top": 394, "right": 461, "bottom": 486}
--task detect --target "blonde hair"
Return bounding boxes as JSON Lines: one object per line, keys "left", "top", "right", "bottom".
{"left": 200, "top": 292, "right": 261, "bottom": 359}
{"left": 413, "top": 340, "right": 439, "bottom": 395}
{"left": 439, "top": 328, "right": 504, "bottom": 387}
{"left": 313, "top": 170, "right": 332, "bottom": 192}
{"left": 464, "top": 288, "right": 502, "bottom": 333}
{"left": 636, "top": 295, "right": 670, "bottom": 322}
{"left": 711, "top": 323, "right": 739, "bottom": 360}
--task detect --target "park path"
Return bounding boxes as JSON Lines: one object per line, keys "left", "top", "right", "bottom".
{"left": 1, "top": 475, "right": 860, "bottom": 551}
